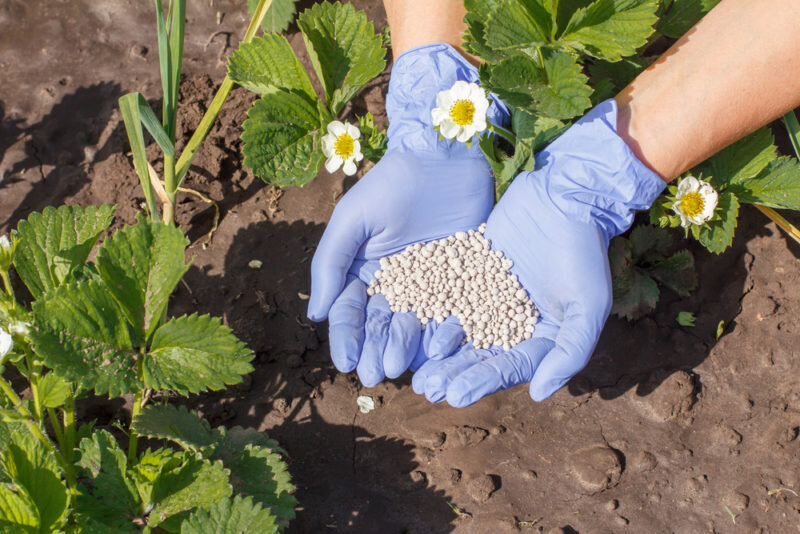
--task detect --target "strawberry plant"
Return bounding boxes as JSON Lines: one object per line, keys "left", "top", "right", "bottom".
{"left": 451, "top": 0, "right": 800, "bottom": 319}
{"left": 228, "top": 1, "right": 388, "bottom": 185}
{"left": 0, "top": 206, "right": 295, "bottom": 532}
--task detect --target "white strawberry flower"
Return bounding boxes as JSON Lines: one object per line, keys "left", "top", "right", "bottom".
{"left": 431, "top": 80, "right": 490, "bottom": 143}
{"left": 321, "top": 121, "right": 364, "bottom": 176}
{"left": 0, "top": 327, "right": 12, "bottom": 360}
{"left": 0, "top": 235, "right": 12, "bottom": 271}
{"left": 672, "top": 176, "right": 718, "bottom": 228}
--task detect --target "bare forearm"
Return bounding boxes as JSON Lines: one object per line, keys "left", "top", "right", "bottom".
{"left": 383, "top": 0, "right": 478, "bottom": 63}
{"left": 616, "top": 0, "right": 800, "bottom": 182}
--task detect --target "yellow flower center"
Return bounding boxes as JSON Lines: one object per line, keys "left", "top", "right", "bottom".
{"left": 449, "top": 99, "right": 475, "bottom": 126}
{"left": 334, "top": 134, "right": 355, "bottom": 158}
{"left": 679, "top": 192, "right": 705, "bottom": 218}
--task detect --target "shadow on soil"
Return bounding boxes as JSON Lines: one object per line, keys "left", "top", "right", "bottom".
{"left": 0, "top": 82, "right": 124, "bottom": 229}
{"left": 170, "top": 217, "right": 458, "bottom": 533}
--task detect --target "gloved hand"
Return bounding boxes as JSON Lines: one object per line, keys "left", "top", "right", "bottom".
{"left": 307, "top": 44, "right": 508, "bottom": 387}
{"left": 412, "top": 99, "right": 666, "bottom": 406}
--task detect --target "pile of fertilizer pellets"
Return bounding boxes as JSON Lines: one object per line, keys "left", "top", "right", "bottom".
{"left": 367, "top": 224, "right": 539, "bottom": 351}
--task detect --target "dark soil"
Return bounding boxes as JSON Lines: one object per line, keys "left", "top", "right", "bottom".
{"left": 2, "top": 1, "right": 800, "bottom": 532}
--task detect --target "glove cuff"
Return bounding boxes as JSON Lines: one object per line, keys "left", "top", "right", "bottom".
{"left": 387, "top": 43, "right": 508, "bottom": 156}
{"left": 535, "top": 98, "right": 666, "bottom": 241}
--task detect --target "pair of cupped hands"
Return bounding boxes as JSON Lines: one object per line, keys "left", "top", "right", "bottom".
{"left": 307, "top": 45, "right": 666, "bottom": 407}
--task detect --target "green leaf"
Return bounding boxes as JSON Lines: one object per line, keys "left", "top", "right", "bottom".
{"left": 145, "top": 314, "right": 254, "bottom": 395}
{"left": 13, "top": 204, "right": 115, "bottom": 299}
{"left": 485, "top": 0, "right": 555, "bottom": 51}
{"left": 2, "top": 436, "right": 69, "bottom": 533}
{"left": 213, "top": 427, "right": 296, "bottom": 527}
{"left": 249, "top": 0, "right": 298, "bottom": 34}
{"left": 147, "top": 457, "right": 231, "bottom": 531}
{"left": 76, "top": 431, "right": 140, "bottom": 532}
{"left": 649, "top": 249, "right": 697, "bottom": 296}
{"left": 128, "top": 448, "right": 183, "bottom": 514}
{"left": 697, "top": 191, "right": 739, "bottom": 254}
{"left": 463, "top": 0, "right": 505, "bottom": 62}
{"left": 96, "top": 216, "right": 189, "bottom": 340}
{"left": 357, "top": 113, "right": 387, "bottom": 163}
{"left": 629, "top": 224, "right": 672, "bottom": 260}
{"left": 119, "top": 94, "right": 158, "bottom": 219}
{"left": 181, "top": 496, "right": 278, "bottom": 534}
{"left": 588, "top": 56, "right": 648, "bottom": 93}
{"left": 31, "top": 279, "right": 140, "bottom": 397}
{"left": 297, "top": 2, "right": 386, "bottom": 114}
{"left": 228, "top": 34, "right": 316, "bottom": 98}
{"left": 658, "top": 0, "right": 706, "bottom": 38}
{"left": 486, "top": 50, "right": 592, "bottom": 119}
{"left": 132, "top": 404, "right": 216, "bottom": 451}
{"left": 241, "top": 90, "right": 325, "bottom": 186}
{"left": 730, "top": 157, "right": 800, "bottom": 210}
{"left": 0, "top": 485, "right": 37, "bottom": 533}
{"left": 676, "top": 311, "right": 696, "bottom": 327}
{"left": 119, "top": 93, "right": 175, "bottom": 157}
{"left": 37, "top": 373, "right": 70, "bottom": 409}
{"left": 696, "top": 127, "right": 777, "bottom": 189}
{"left": 612, "top": 267, "right": 660, "bottom": 320}
{"left": 560, "top": 0, "right": 658, "bottom": 61}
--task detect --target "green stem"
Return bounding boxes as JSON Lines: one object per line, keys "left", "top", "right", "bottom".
{"left": 127, "top": 389, "right": 143, "bottom": 465}
{"left": 47, "top": 407, "right": 66, "bottom": 450}
{"left": 25, "top": 353, "right": 43, "bottom": 424}
{"left": 0, "top": 375, "right": 76, "bottom": 488}
{"left": 487, "top": 123, "right": 516, "bottom": 145}
{"left": 173, "top": 0, "right": 274, "bottom": 187}
{"left": 162, "top": 153, "right": 177, "bottom": 224}
{"left": 63, "top": 389, "right": 76, "bottom": 464}
{"left": 0, "top": 271, "right": 15, "bottom": 305}
{"left": 783, "top": 110, "right": 800, "bottom": 159}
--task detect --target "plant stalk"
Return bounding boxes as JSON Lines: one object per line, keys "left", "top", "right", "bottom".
{"left": 25, "top": 352, "right": 43, "bottom": 424}
{"left": 487, "top": 123, "right": 517, "bottom": 145}
{"left": 128, "top": 389, "right": 143, "bottom": 464}
{"left": 0, "top": 375, "right": 76, "bottom": 488}
{"left": 63, "top": 389, "right": 76, "bottom": 464}
{"left": 0, "top": 271, "right": 15, "bottom": 305}
{"left": 162, "top": 153, "right": 177, "bottom": 224}
{"left": 754, "top": 204, "right": 800, "bottom": 246}
{"left": 783, "top": 110, "right": 800, "bottom": 159}
{"left": 173, "top": 0, "right": 274, "bottom": 186}
{"left": 47, "top": 407, "right": 66, "bottom": 450}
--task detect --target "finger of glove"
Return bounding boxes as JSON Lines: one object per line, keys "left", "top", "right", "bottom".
{"left": 409, "top": 321, "right": 439, "bottom": 372}
{"left": 529, "top": 312, "right": 603, "bottom": 401}
{"left": 356, "top": 294, "right": 392, "bottom": 387}
{"left": 427, "top": 316, "right": 466, "bottom": 360}
{"left": 414, "top": 348, "right": 493, "bottom": 403}
{"left": 308, "top": 203, "right": 367, "bottom": 321}
{"left": 446, "top": 338, "right": 554, "bottom": 408}
{"left": 328, "top": 276, "right": 368, "bottom": 373}
{"left": 383, "top": 312, "right": 422, "bottom": 379}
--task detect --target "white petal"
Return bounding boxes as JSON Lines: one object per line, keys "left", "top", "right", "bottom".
{"left": 321, "top": 134, "right": 336, "bottom": 157}
{"left": 436, "top": 90, "right": 453, "bottom": 110}
{"left": 342, "top": 159, "right": 358, "bottom": 176}
{"left": 0, "top": 329, "right": 12, "bottom": 358}
{"left": 468, "top": 84, "right": 488, "bottom": 103}
{"left": 451, "top": 80, "right": 470, "bottom": 99}
{"left": 439, "top": 120, "right": 460, "bottom": 139}
{"left": 677, "top": 176, "right": 699, "bottom": 196}
{"left": 328, "top": 120, "right": 346, "bottom": 136}
{"left": 431, "top": 107, "right": 449, "bottom": 126}
{"left": 346, "top": 123, "right": 361, "bottom": 139}
{"left": 325, "top": 155, "right": 343, "bottom": 174}
{"left": 352, "top": 140, "right": 362, "bottom": 159}
{"left": 473, "top": 118, "right": 487, "bottom": 132}
{"left": 456, "top": 126, "right": 476, "bottom": 143}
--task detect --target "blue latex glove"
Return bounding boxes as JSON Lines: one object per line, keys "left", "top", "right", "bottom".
{"left": 307, "top": 44, "right": 508, "bottom": 387}
{"left": 412, "top": 99, "right": 666, "bottom": 406}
